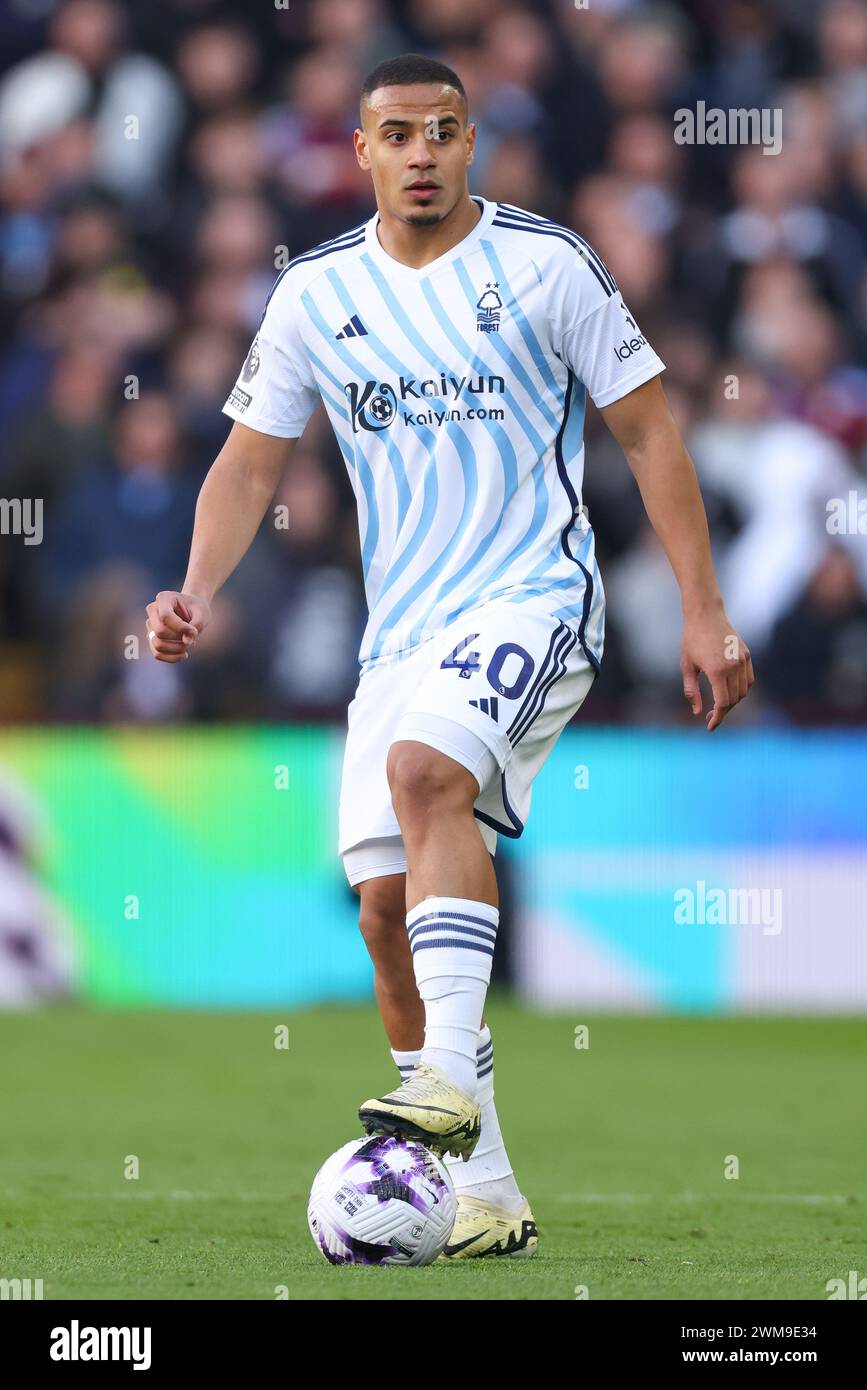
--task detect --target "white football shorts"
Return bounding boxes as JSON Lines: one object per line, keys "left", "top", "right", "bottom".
{"left": 338, "top": 596, "right": 598, "bottom": 886}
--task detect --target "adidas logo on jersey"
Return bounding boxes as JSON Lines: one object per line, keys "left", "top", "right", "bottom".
{"left": 469, "top": 697, "right": 499, "bottom": 721}
{"left": 336, "top": 315, "right": 368, "bottom": 339}
{"left": 613, "top": 332, "right": 648, "bottom": 361}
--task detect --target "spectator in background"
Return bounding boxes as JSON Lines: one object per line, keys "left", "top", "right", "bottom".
{"left": 0, "top": 0, "right": 183, "bottom": 208}
{"left": 819, "top": 0, "right": 867, "bottom": 140}
{"left": 719, "top": 413, "right": 860, "bottom": 650}
{"left": 7, "top": 341, "right": 115, "bottom": 503}
{"left": 37, "top": 392, "right": 198, "bottom": 718}
{"left": 173, "top": 21, "right": 260, "bottom": 117}
{"left": 692, "top": 131, "right": 866, "bottom": 336}
{"left": 570, "top": 172, "right": 672, "bottom": 315}
{"left": 192, "top": 191, "right": 279, "bottom": 330}
{"left": 763, "top": 547, "right": 867, "bottom": 714}
{"left": 475, "top": 8, "right": 553, "bottom": 147}
{"left": 43, "top": 390, "right": 196, "bottom": 626}
{"left": 3, "top": 342, "right": 116, "bottom": 640}
{"left": 607, "top": 112, "right": 686, "bottom": 240}
{"left": 168, "top": 324, "right": 243, "bottom": 463}
{"left": 261, "top": 49, "right": 369, "bottom": 223}
{"left": 307, "top": 0, "right": 410, "bottom": 77}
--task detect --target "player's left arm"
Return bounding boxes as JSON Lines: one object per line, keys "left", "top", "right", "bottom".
{"left": 600, "top": 375, "right": 755, "bottom": 731}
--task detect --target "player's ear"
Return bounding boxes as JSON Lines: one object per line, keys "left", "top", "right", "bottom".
{"left": 465, "top": 121, "right": 476, "bottom": 167}
{"left": 354, "top": 128, "right": 371, "bottom": 170}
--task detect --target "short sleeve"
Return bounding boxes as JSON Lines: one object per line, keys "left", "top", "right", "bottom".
{"left": 548, "top": 240, "right": 665, "bottom": 409}
{"left": 222, "top": 272, "right": 320, "bottom": 437}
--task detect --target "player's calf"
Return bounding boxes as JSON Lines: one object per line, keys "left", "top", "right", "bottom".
{"left": 357, "top": 873, "right": 424, "bottom": 1050}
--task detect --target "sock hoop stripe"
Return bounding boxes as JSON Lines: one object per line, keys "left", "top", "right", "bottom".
{"left": 476, "top": 1041, "right": 494, "bottom": 1060}
{"left": 408, "top": 921, "right": 497, "bottom": 945}
{"left": 477, "top": 1061, "right": 494, "bottom": 1078}
{"left": 408, "top": 909, "right": 499, "bottom": 932}
{"left": 410, "top": 938, "right": 494, "bottom": 957}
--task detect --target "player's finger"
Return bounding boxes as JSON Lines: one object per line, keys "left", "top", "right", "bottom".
{"left": 147, "top": 631, "right": 189, "bottom": 661}
{"left": 705, "top": 671, "right": 731, "bottom": 731}
{"left": 154, "top": 595, "right": 196, "bottom": 638}
{"left": 682, "top": 662, "right": 702, "bottom": 716}
{"left": 146, "top": 603, "right": 197, "bottom": 644}
{"left": 151, "top": 649, "right": 189, "bottom": 663}
{"left": 735, "top": 655, "right": 749, "bottom": 704}
{"left": 745, "top": 649, "right": 755, "bottom": 687}
{"left": 722, "top": 660, "right": 743, "bottom": 709}
{"left": 147, "top": 621, "right": 195, "bottom": 647}
{"left": 152, "top": 606, "right": 187, "bottom": 636}
{"left": 147, "top": 628, "right": 188, "bottom": 658}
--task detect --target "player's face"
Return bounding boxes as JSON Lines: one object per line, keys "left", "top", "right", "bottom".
{"left": 355, "top": 83, "right": 475, "bottom": 227}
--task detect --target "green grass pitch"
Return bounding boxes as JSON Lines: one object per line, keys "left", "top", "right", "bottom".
{"left": 1, "top": 1003, "right": 864, "bottom": 1300}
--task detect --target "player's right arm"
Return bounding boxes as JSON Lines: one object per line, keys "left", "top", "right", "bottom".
{"left": 145, "top": 422, "right": 295, "bottom": 663}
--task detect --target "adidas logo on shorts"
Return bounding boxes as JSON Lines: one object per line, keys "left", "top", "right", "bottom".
{"left": 469, "top": 697, "right": 499, "bottom": 720}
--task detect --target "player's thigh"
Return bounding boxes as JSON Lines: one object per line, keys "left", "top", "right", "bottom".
{"left": 392, "top": 600, "right": 580, "bottom": 774}
{"left": 392, "top": 600, "right": 596, "bottom": 837}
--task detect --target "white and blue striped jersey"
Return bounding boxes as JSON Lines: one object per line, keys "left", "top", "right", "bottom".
{"left": 223, "top": 197, "right": 665, "bottom": 672}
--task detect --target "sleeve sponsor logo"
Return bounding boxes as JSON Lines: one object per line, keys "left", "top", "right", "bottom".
{"left": 613, "top": 304, "right": 649, "bottom": 360}
{"left": 241, "top": 336, "right": 261, "bottom": 382}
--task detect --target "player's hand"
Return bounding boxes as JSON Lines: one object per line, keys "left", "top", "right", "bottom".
{"left": 145, "top": 591, "right": 211, "bottom": 663}
{"left": 681, "top": 605, "right": 754, "bottom": 732}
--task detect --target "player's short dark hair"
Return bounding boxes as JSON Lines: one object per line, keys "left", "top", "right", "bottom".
{"left": 360, "top": 53, "right": 467, "bottom": 116}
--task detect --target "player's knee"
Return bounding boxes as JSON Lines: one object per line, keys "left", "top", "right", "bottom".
{"left": 387, "top": 741, "right": 473, "bottom": 820}
{"left": 357, "top": 877, "right": 406, "bottom": 956}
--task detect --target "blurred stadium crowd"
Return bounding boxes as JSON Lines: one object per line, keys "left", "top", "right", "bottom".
{"left": 1, "top": 0, "right": 867, "bottom": 724}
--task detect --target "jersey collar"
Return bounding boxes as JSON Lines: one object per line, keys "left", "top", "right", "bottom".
{"left": 363, "top": 196, "right": 496, "bottom": 279}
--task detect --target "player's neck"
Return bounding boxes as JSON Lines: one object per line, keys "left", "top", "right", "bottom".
{"left": 374, "top": 195, "right": 481, "bottom": 270}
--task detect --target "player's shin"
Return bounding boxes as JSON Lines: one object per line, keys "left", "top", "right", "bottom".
{"left": 407, "top": 895, "right": 498, "bottom": 1095}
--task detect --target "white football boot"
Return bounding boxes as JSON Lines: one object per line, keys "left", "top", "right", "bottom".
{"left": 440, "top": 1194, "right": 538, "bottom": 1259}
{"left": 358, "top": 1061, "right": 481, "bottom": 1160}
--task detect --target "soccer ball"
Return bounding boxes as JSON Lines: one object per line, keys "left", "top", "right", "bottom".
{"left": 308, "top": 1134, "right": 456, "bottom": 1266}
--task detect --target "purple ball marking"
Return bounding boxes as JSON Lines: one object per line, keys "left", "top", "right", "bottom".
{"left": 353, "top": 1172, "right": 430, "bottom": 1213}
{"left": 327, "top": 1219, "right": 394, "bottom": 1264}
